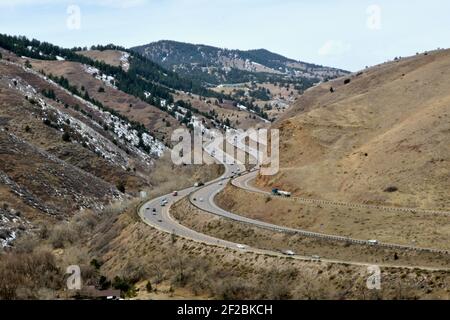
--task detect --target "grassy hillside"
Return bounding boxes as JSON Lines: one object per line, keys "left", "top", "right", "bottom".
{"left": 257, "top": 49, "right": 450, "bottom": 210}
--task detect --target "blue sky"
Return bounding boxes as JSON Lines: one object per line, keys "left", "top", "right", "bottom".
{"left": 0, "top": 0, "right": 449, "bottom": 71}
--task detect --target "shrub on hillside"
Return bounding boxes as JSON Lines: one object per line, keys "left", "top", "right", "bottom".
{"left": 116, "top": 180, "right": 126, "bottom": 193}
{"left": 49, "top": 224, "right": 78, "bottom": 249}
{"left": 62, "top": 132, "right": 71, "bottom": 142}
{"left": 146, "top": 281, "right": 153, "bottom": 292}
{"left": 112, "top": 276, "right": 136, "bottom": 298}
{"left": 384, "top": 186, "right": 398, "bottom": 193}
{"left": 0, "top": 250, "right": 61, "bottom": 299}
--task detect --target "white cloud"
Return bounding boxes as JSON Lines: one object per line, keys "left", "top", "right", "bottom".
{"left": 318, "top": 40, "right": 351, "bottom": 56}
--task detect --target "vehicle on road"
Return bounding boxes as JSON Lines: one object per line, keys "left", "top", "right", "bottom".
{"left": 199, "top": 197, "right": 204, "bottom": 202}
{"left": 368, "top": 240, "right": 379, "bottom": 245}
{"left": 218, "top": 182, "right": 223, "bottom": 186}
{"left": 152, "top": 208, "right": 156, "bottom": 213}
{"left": 282, "top": 250, "right": 296, "bottom": 256}
{"left": 236, "top": 244, "right": 247, "bottom": 249}
{"left": 272, "top": 188, "right": 292, "bottom": 197}
{"left": 173, "top": 191, "right": 178, "bottom": 196}
{"left": 311, "top": 255, "right": 321, "bottom": 261}
{"left": 194, "top": 182, "right": 205, "bottom": 187}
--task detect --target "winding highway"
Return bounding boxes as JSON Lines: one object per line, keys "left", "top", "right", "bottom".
{"left": 138, "top": 131, "right": 450, "bottom": 270}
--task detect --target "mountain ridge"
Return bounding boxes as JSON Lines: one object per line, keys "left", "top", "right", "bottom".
{"left": 131, "top": 40, "right": 349, "bottom": 86}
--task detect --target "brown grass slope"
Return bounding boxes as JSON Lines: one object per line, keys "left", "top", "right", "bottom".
{"left": 0, "top": 61, "right": 153, "bottom": 189}
{"left": 216, "top": 184, "right": 450, "bottom": 250}
{"left": 29, "top": 59, "right": 178, "bottom": 143}
{"left": 258, "top": 50, "right": 450, "bottom": 210}
{"left": 0, "top": 48, "right": 178, "bottom": 144}
{"left": 0, "top": 72, "right": 123, "bottom": 221}
{"left": 77, "top": 50, "right": 125, "bottom": 69}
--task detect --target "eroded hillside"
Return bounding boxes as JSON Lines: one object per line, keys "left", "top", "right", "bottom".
{"left": 0, "top": 50, "right": 169, "bottom": 247}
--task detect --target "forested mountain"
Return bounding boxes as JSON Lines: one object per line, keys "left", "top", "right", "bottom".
{"left": 0, "top": 35, "right": 222, "bottom": 102}
{"left": 131, "top": 40, "right": 349, "bottom": 85}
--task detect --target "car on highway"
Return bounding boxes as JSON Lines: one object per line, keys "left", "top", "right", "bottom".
{"left": 368, "top": 240, "right": 379, "bottom": 245}
{"left": 173, "top": 191, "right": 178, "bottom": 196}
{"left": 311, "top": 255, "right": 321, "bottom": 261}
{"left": 194, "top": 182, "right": 205, "bottom": 187}
{"left": 236, "top": 244, "right": 248, "bottom": 249}
{"left": 282, "top": 250, "right": 296, "bottom": 256}
{"left": 218, "top": 182, "right": 223, "bottom": 186}
{"left": 152, "top": 208, "right": 156, "bottom": 213}
{"left": 199, "top": 198, "right": 204, "bottom": 202}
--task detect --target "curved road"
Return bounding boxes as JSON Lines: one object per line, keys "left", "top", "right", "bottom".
{"left": 138, "top": 131, "right": 450, "bottom": 270}
{"left": 191, "top": 169, "right": 449, "bottom": 255}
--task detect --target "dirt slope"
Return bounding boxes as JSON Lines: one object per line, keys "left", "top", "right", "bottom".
{"left": 257, "top": 50, "right": 450, "bottom": 210}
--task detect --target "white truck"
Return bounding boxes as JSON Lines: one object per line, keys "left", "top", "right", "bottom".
{"left": 278, "top": 191, "right": 292, "bottom": 197}
{"left": 272, "top": 189, "right": 292, "bottom": 197}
